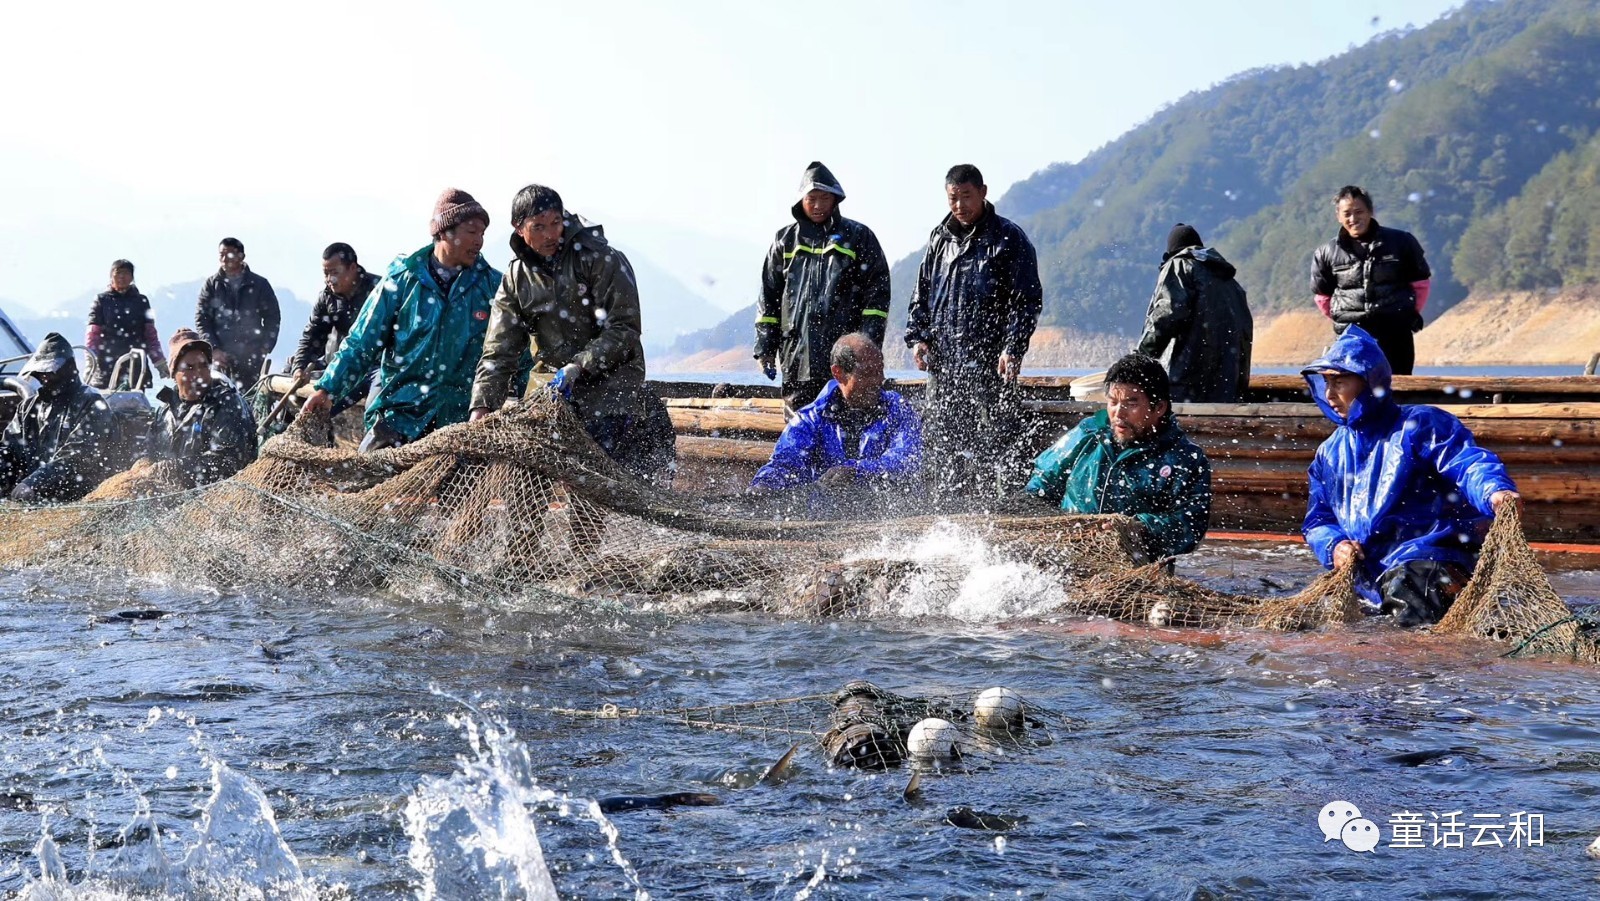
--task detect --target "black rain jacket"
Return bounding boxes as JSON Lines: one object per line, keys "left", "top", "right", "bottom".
{"left": 0, "top": 377, "right": 116, "bottom": 502}
{"left": 152, "top": 379, "right": 258, "bottom": 486}
{"left": 904, "top": 203, "right": 1043, "bottom": 372}
{"left": 290, "top": 269, "right": 380, "bottom": 373}
{"left": 1137, "top": 246, "right": 1254, "bottom": 403}
{"left": 195, "top": 266, "right": 282, "bottom": 360}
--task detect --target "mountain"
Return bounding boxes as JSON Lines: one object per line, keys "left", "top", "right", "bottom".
{"left": 615, "top": 246, "right": 740, "bottom": 352}
{"left": 663, "top": 0, "right": 1600, "bottom": 371}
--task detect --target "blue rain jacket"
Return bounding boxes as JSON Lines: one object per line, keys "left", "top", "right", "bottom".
{"left": 1302, "top": 325, "right": 1515, "bottom": 598}
{"left": 316, "top": 246, "right": 527, "bottom": 441}
{"left": 751, "top": 381, "right": 922, "bottom": 490}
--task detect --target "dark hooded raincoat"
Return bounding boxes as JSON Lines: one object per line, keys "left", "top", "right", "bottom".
{"left": 754, "top": 162, "right": 891, "bottom": 400}
{"left": 1301, "top": 326, "right": 1514, "bottom": 603}
{"left": 0, "top": 375, "right": 116, "bottom": 503}
{"left": 1136, "top": 246, "right": 1253, "bottom": 403}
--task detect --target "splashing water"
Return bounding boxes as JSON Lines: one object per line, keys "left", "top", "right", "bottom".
{"left": 844, "top": 521, "right": 1067, "bottom": 621}
{"left": 404, "top": 705, "right": 648, "bottom": 900}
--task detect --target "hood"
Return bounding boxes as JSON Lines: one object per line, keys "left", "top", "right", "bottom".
{"left": 1302, "top": 325, "right": 1394, "bottom": 427}
{"left": 790, "top": 161, "right": 845, "bottom": 220}
{"left": 1173, "top": 246, "right": 1237, "bottom": 279}
{"left": 509, "top": 212, "right": 609, "bottom": 265}
{"left": 20, "top": 332, "right": 76, "bottom": 377}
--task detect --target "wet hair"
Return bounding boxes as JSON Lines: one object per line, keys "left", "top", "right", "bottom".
{"left": 1334, "top": 185, "right": 1374, "bottom": 211}
{"left": 1105, "top": 353, "right": 1171, "bottom": 407}
{"left": 830, "top": 333, "right": 882, "bottom": 375}
{"left": 511, "top": 184, "right": 565, "bottom": 227}
{"left": 110, "top": 259, "right": 134, "bottom": 276}
{"left": 219, "top": 237, "right": 245, "bottom": 253}
{"left": 322, "top": 242, "right": 358, "bottom": 265}
{"left": 945, "top": 164, "right": 985, "bottom": 188}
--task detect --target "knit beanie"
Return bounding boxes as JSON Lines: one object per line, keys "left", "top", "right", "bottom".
{"left": 430, "top": 188, "right": 490, "bottom": 238}
{"left": 1164, "top": 223, "right": 1203, "bottom": 262}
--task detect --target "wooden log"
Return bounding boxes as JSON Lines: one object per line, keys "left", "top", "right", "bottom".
{"left": 674, "top": 435, "right": 775, "bottom": 464}
{"left": 1250, "top": 374, "right": 1600, "bottom": 396}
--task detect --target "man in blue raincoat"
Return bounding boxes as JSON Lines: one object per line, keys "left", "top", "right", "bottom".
{"left": 301, "top": 188, "right": 528, "bottom": 450}
{"left": 751, "top": 333, "right": 922, "bottom": 495}
{"left": 1026, "top": 353, "right": 1211, "bottom": 559}
{"left": 1302, "top": 325, "right": 1519, "bottom": 625}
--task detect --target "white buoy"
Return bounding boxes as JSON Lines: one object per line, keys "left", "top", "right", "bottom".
{"left": 973, "top": 687, "right": 1025, "bottom": 731}
{"left": 906, "top": 718, "right": 960, "bottom": 759}
{"left": 1147, "top": 601, "right": 1173, "bottom": 628}
{"left": 1587, "top": 834, "right": 1600, "bottom": 860}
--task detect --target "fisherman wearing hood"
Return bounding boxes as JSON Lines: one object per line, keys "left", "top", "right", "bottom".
{"left": 754, "top": 162, "right": 892, "bottom": 411}
{"left": 905, "top": 164, "right": 1044, "bottom": 495}
{"left": 1302, "top": 325, "right": 1519, "bottom": 625}
{"left": 470, "top": 184, "right": 675, "bottom": 485}
{"left": 302, "top": 188, "right": 525, "bottom": 450}
{"left": 0, "top": 333, "right": 116, "bottom": 502}
{"left": 1026, "top": 353, "right": 1211, "bottom": 559}
{"left": 1136, "top": 224, "right": 1253, "bottom": 403}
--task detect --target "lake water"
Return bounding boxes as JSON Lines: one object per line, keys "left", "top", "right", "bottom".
{"left": 4, "top": 538, "right": 1600, "bottom": 899}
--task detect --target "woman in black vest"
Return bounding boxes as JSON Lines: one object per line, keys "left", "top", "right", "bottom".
{"left": 85, "top": 259, "right": 169, "bottom": 387}
{"left": 1310, "top": 186, "right": 1432, "bottom": 375}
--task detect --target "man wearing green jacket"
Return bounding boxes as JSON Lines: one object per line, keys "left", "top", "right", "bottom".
{"left": 1025, "top": 353, "right": 1212, "bottom": 558}
{"left": 302, "top": 188, "right": 527, "bottom": 450}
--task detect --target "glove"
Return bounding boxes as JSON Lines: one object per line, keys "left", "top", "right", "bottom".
{"left": 759, "top": 354, "right": 777, "bottom": 381}
{"left": 549, "top": 362, "right": 582, "bottom": 399}
{"left": 154, "top": 359, "right": 172, "bottom": 380}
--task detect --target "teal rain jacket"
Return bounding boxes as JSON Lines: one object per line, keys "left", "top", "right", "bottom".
{"left": 1025, "top": 408, "right": 1212, "bottom": 557}
{"left": 316, "top": 245, "right": 527, "bottom": 441}
{"left": 1302, "top": 325, "right": 1514, "bottom": 598}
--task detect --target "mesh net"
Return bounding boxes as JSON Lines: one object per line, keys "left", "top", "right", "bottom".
{"left": 543, "top": 680, "right": 1068, "bottom": 771}
{"left": 0, "top": 391, "right": 1594, "bottom": 665}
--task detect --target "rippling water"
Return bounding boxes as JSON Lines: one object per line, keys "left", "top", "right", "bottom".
{"left": 3, "top": 539, "right": 1600, "bottom": 899}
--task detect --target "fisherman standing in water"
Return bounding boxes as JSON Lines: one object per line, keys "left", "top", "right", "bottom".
{"left": 753, "top": 162, "right": 892, "bottom": 413}
{"left": 1303, "top": 325, "right": 1519, "bottom": 625}
{"left": 905, "top": 164, "right": 1043, "bottom": 496}
{"left": 302, "top": 189, "right": 527, "bottom": 451}
{"left": 469, "top": 184, "right": 675, "bottom": 484}
{"left": 1026, "top": 353, "right": 1212, "bottom": 559}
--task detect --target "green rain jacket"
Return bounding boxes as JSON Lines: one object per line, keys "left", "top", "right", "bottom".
{"left": 316, "top": 245, "right": 526, "bottom": 441}
{"left": 1025, "top": 409, "right": 1213, "bottom": 557}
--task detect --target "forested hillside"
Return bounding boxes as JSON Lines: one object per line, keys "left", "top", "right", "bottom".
{"left": 666, "top": 0, "right": 1600, "bottom": 368}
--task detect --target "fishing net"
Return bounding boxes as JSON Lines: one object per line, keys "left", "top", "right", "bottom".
{"left": 0, "top": 389, "right": 1594, "bottom": 665}
{"left": 0, "top": 393, "right": 1140, "bottom": 612}
{"left": 544, "top": 680, "right": 1067, "bottom": 771}
{"left": 1435, "top": 504, "right": 1600, "bottom": 664}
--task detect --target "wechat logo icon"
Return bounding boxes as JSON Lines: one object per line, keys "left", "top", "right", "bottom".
{"left": 1320, "top": 801, "right": 1380, "bottom": 852}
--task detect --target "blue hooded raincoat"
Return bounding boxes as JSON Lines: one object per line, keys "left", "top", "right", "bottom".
{"left": 1302, "top": 326, "right": 1515, "bottom": 601}
{"left": 751, "top": 381, "right": 922, "bottom": 490}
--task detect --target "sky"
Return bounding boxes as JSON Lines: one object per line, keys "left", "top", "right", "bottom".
{"left": 1, "top": 0, "right": 1468, "bottom": 318}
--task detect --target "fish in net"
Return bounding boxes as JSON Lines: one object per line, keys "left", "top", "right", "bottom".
{"left": 541, "top": 680, "right": 1068, "bottom": 771}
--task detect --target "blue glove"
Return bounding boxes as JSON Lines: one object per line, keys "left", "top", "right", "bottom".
{"left": 549, "top": 363, "right": 581, "bottom": 399}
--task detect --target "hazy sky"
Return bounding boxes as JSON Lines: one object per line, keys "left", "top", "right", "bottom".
{"left": 3, "top": 0, "right": 1465, "bottom": 313}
